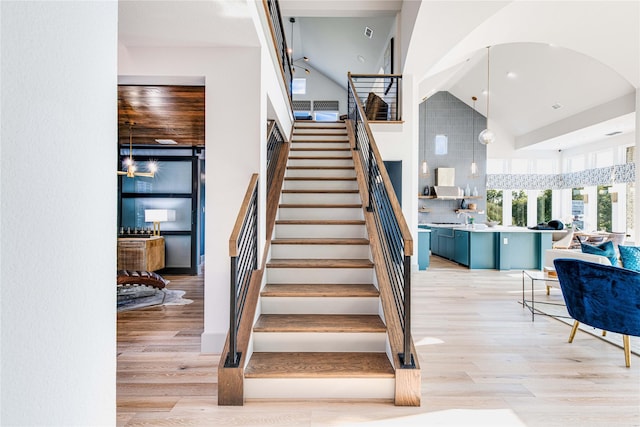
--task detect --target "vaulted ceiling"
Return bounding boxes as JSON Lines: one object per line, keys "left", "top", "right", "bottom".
{"left": 118, "top": 1, "right": 639, "bottom": 152}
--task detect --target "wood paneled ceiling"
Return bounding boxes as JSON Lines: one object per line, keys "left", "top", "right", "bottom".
{"left": 118, "top": 85, "right": 205, "bottom": 147}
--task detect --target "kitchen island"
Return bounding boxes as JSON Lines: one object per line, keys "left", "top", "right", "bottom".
{"left": 420, "top": 224, "right": 553, "bottom": 270}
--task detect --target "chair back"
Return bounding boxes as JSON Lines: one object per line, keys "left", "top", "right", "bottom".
{"left": 552, "top": 229, "right": 574, "bottom": 249}
{"left": 553, "top": 258, "right": 640, "bottom": 337}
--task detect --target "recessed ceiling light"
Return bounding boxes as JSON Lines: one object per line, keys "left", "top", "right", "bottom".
{"left": 357, "top": 55, "right": 366, "bottom": 63}
{"left": 551, "top": 103, "right": 562, "bottom": 110}
{"left": 155, "top": 139, "right": 178, "bottom": 145}
{"left": 364, "top": 27, "right": 373, "bottom": 38}
{"left": 506, "top": 71, "right": 517, "bottom": 79}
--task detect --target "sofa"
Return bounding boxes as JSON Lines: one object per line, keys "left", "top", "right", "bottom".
{"left": 543, "top": 248, "right": 612, "bottom": 294}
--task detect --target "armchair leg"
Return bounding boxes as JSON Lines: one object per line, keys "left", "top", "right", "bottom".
{"left": 623, "top": 335, "right": 631, "bottom": 367}
{"left": 569, "top": 320, "right": 580, "bottom": 343}
{"left": 546, "top": 285, "right": 550, "bottom": 295}
{"left": 602, "top": 330, "right": 607, "bottom": 337}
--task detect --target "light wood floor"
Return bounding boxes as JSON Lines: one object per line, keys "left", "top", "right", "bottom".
{"left": 117, "top": 258, "right": 640, "bottom": 426}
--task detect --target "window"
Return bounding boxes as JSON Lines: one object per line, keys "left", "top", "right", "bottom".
{"left": 314, "top": 111, "right": 339, "bottom": 121}
{"left": 292, "top": 78, "right": 306, "bottom": 94}
{"left": 537, "top": 189, "right": 552, "bottom": 223}
{"left": 597, "top": 185, "right": 612, "bottom": 232}
{"left": 512, "top": 190, "right": 527, "bottom": 227}
{"left": 486, "top": 190, "right": 503, "bottom": 224}
{"left": 572, "top": 187, "right": 585, "bottom": 230}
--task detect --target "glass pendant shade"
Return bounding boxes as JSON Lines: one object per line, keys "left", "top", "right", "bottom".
{"left": 421, "top": 160, "right": 428, "bottom": 175}
{"left": 470, "top": 161, "right": 478, "bottom": 175}
{"left": 478, "top": 128, "right": 495, "bottom": 145}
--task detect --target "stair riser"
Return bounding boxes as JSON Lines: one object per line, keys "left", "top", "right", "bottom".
{"left": 274, "top": 224, "right": 367, "bottom": 239}
{"left": 288, "top": 158, "right": 354, "bottom": 167}
{"left": 294, "top": 128, "right": 347, "bottom": 134}
{"left": 271, "top": 244, "right": 370, "bottom": 259}
{"left": 286, "top": 168, "right": 355, "bottom": 178}
{"left": 281, "top": 192, "right": 361, "bottom": 204}
{"left": 292, "top": 135, "right": 349, "bottom": 142}
{"left": 283, "top": 180, "right": 358, "bottom": 191}
{"left": 290, "top": 142, "right": 350, "bottom": 149}
{"left": 294, "top": 123, "right": 345, "bottom": 129}
{"left": 261, "top": 297, "right": 378, "bottom": 315}
{"left": 267, "top": 267, "right": 373, "bottom": 284}
{"left": 289, "top": 150, "right": 351, "bottom": 157}
{"left": 278, "top": 207, "right": 363, "bottom": 220}
{"left": 244, "top": 378, "right": 394, "bottom": 400}
{"left": 252, "top": 332, "right": 386, "bottom": 352}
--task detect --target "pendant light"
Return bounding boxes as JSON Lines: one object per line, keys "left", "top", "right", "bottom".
{"left": 420, "top": 107, "right": 429, "bottom": 177}
{"left": 478, "top": 46, "right": 496, "bottom": 145}
{"left": 289, "top": 17, "right": 310, "bottom": 75}
{"left": 117, "top": 122, "right": 157, "bottom": 178}
{"left": 470, "top": 96, "right": 479, "bottom": 176}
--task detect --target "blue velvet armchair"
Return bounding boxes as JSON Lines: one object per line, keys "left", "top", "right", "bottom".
{"left": 553, "top": 258, "right": 640, "bottom": 367}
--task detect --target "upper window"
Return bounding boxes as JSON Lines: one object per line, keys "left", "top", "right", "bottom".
{"left": 292, "top": 78, "right": 306, "bottom": 94}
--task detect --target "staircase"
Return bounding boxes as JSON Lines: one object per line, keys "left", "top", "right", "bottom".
{"left": 244, "top": 121, "right": 396, "bottom": 400}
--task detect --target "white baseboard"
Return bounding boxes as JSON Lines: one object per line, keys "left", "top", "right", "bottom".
{"left": 200, "top": 331, "right": 226, "bottom": 353}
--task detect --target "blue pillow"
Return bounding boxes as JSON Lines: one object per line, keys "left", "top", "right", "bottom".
{"left": 581, "top": 241, "right": 618, "bottom": 266}
{"left": 618, "top": 245, "right": 640, "bottom": 272}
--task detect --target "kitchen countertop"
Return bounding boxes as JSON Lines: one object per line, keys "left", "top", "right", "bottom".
{"left": 420, "top": 224, "right": 557, "bottom": 233}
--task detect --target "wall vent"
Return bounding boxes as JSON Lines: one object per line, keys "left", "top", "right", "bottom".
{"left": 605, "top": 131, "right": 622, "bottom": 137}
{"left": 364, "top": 27, "right": 373, "bottom": 38}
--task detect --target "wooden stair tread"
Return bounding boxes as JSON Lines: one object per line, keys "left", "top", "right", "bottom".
{"left": 261, "top": 283, "right": 379, "bottom": 298}
{"left": 284, "top": 177, "right": 357, "bottom": 181}
{"left": 282, "top": 189, "right": 359, "bottom": 194}
{"left": 267, "top": 258, "right": 374, "bottom": 268}
{"left": 254, "top": 314, "right": 386, "bottom": 332}
{"left": 276, "top": 219, "right": 365, "bottom": 225}
{"left": 271, "top": 238, "right": 369, "bottom": 245}
{"left": 278, "top": 203, "right": 361, "bottom": 208}
{"left": 245, "top": 352, "right": 394, "bottom": 378}
{"left": 287, "top": 166, "right": 354, "bottom": 170}
{"left": 290, "top": 148, "right": 350, "bottom": 152}
{"left": 288, "top": 156, "right": 352, "bottom": 160}
{"left": 293, "top": 132, "right": 348, "bottom": 135}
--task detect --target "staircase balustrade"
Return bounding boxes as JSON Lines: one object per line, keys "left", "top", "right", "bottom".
{"left": 347, "top": 73, "right": 415, "bottom": 368}
{"left": 225, "top": 174, "right": 259, "bottom": 368}
{"left": 266, "top": 120, "right": 285, "bottom": 193}
{"left": 263, "top": 0, "right": 293, "bottom": 101}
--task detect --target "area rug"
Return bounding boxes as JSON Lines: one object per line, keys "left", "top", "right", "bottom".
{"left": 532, "top": 294, "right": 639, "bottom": 356}
{"left": 117, "top": 286, "right": 193, "bottom": 312}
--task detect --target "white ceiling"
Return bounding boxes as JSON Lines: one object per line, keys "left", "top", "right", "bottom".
{"left": 119, "top": 0, "right": 639, "bottom": 153}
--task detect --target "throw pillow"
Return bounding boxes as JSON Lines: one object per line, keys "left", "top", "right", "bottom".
{"left": 580, "top": 241, "right": 618, "bottom": 266}
{"left": 618, "top": 245, "right": 640, "bottom": 272}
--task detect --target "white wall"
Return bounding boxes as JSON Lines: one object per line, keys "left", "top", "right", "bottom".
{"left": 1, "top": 2, "right": 117, "bottom": 424}
{"left": 119, "top": 46, "right": 265, "bottom": 353}
{"left": 292, "top": 64, "right": 348, "bottom": 115}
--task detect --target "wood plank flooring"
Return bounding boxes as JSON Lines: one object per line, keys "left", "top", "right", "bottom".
{"left": 117, "top": 257, "right": 640, "bottom": 426}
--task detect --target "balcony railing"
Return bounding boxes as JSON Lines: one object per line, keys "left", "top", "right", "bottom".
{"left": 349, "top": 73, "right": 402, "bottom": 121}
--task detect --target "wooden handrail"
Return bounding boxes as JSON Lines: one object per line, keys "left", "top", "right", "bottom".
{"left": 228, "top": 173, "right": 259, "bottom": 257}
{"left": 261, "top": 0, "right": 292, "bottom": 107}
{"left": 349, "top": 73, "right": 403, "bottom": 78}
{"left": 347, "top": 73, "right": 413, "bottom": 256}
{"left": 348, "top": 119, "right": 421, "bottom": 405}
{"left": 218, "top": 133, "right": 290, "bottom": 406}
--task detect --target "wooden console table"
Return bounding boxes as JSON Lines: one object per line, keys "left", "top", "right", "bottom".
{"left": 117, "top": 236, "right": 165, "bottom": 271}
